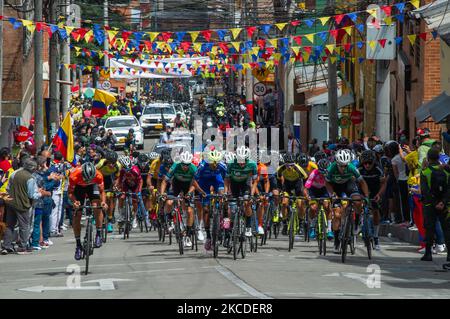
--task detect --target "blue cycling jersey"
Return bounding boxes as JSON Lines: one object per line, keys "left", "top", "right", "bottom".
{"left": 195, "top": 160, "right": 226, "bottom": 192}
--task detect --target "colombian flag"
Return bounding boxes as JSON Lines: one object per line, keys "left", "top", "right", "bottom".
{"left": 92, "top": 89, "right": 116, "bottom": 117}
{"left": 52, "top": 113, "right": 75, "bottom": 164}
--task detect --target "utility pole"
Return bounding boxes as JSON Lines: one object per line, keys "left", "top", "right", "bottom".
{"left": 61, "top": 0, "right": 71, "bottom": 117}
{"left": 49, "top": 0, "right": 61, "bottom": 140}
{"left": 34, "top": 0, "right": 44, "bottom": 148}
{"left": 327, "top": 0, "right": 339, "bottom": 142}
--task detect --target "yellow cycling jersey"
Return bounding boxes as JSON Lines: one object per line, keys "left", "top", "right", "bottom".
{"left": 149, "top": 159, "right": 161, "bottom": 178}
{"left": 277, "top": 164, "right": 308, "bottom": 182}
{"left": 96, "top": 159, "right": 121, "bottom": 178}
{"left": 305, "top": 161, "right": 318, "bottom": 176}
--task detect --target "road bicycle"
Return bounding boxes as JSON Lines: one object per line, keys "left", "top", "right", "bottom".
{"left": 209, "top": 193, "right": 226, "bottom": 258}
{"left": 79, "top": 205, "right": 105, "bottom": 275}
{"left": 282, "top": 193, "right": 302, "bottom": 252}
{"left": 308, "top": 197, "right": 331, "bottom": 256}
{"left": 228, "top": 195, "right": 251, "bottom": 260}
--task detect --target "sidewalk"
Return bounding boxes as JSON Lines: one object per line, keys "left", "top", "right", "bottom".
{"left": 379, "top": 223, "right": 420, "bottom": 245}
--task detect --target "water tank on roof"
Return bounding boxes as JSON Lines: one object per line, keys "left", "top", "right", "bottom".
{"left": 366, "top": 4, "right": 397, "bottom": 60}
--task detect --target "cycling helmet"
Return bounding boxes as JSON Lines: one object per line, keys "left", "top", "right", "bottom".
{"left": 317, "top": 159, "right": 330, "bottom": 175}
{"left": 81, "top": 162, "right": 96, "bottom": 182}
{"left": 297, "top": 153, "right": 309, "bottom": 168}
{"left": 105, "top": 151, "right": 118, "bottom": 163}
{"left": 224, "top": 151, "right": 236, "bottom": 163}
{"left": 236, "top": 146, "right": 251, "bottom": 160}
{"left": 148, "top": 152, "right": 160, "bottom": 161}
{"left": 94, "top": 136, "right": 103, "bottom": 144}
{"left": 314, "top": 151, "right": 327, "bottom": 162}
{"left": 283, "top": 153, "right": 296, "bottom": 164}
{"left": 207, "top": 150, "right": 223, "bottom": 163}
{"left": 138, "top": 153, "right": 149, "bottom": 164}
{"left": 179, "top": 151, "right": 193, "bottom": 164}
{"left": 161, "top": 148, "right": 173, "bottom": 165}
{"left": 373, "top": 144, "right": 384, "bottom": 154}
{"left": 335, "top": 149, "right": 352, "bottom": 166}
{"left": 360, "top": 150, "right": 376, "bottom": 164}
{"left": 118, "top": 155, "right": 132, "bottom": 170}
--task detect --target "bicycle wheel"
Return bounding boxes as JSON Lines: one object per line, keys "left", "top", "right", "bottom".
{"left": 349, "top": 208, "right": 356, "bottom": 256}
{"left": 288, "top": 209, "right": 295, "bottom": 252}
{"left": 364, "top": 214, "right": 372, "bottom": 260}
{"left": 102, "top": 211, "right": 108, "bottom": 243}
{"left": 304, "top": 208, "right": 310, "bottom": 243}
{"left": 123, "top": 202, "right": 130, "bottom": 240}
{"left": 212, "top": 211, "right": 219, "bottom": 258}
{"left": 341, "top": 209, "right": 352, "bottom": 263}
{"left": 175, "top": 210, "right": 184, "bottom": 255}
{"left": 232, "top": 213, "right": 239, "bottom": 260}
{"left": 321, "top": 210, "right": 327, "bottom": 256}
{"left": 84, "top": 216, "right": 92, "bottom": 275}
{"left": 240, "top": 219, "right": 247, "bottom": 259}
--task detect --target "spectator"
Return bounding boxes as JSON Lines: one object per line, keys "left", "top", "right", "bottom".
{"left": 287, "top": 132, "right": 300, "bottom": 154}
{"left": 390, "top": 141, "right": 410, "bottom": 224}
{"left": 161, "top": 125, "right": 175, "bottom": 144}
{"left": 308, "top": 138, "right": 320, "bottom": 157}
{"left": 1, "top": 158, "right": 45, "bottom": 255}
{"left": 420, "top": 148, "right": 450, "bottom": 262}
{"left": 417, "top": 128, "right": 436, "bottom": 170}
{"left": 31, "top": 156, "right": 58, "bottom": 250}
{"left": 49, "top": 152, "right": 64, "bottom": 237}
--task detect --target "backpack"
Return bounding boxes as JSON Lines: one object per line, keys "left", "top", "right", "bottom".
{"left": 429, "top": 166, "right": 448, "bottom": 200}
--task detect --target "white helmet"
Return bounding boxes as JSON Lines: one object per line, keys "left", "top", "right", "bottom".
{"left": 236, "top": 146, "right": 251, "bottom": 160}
{"left": 179, "top": 151, "right": 193, "bottom": 164}
{"left": 224, "top": 151, "right": 236, "bottom": 163}
{"left": 335, "top": 149, "right": 352, "bottom": 166}
{"left": 207, "top": 150, "right": 223, "bottom": 163}
{"left": 118, "top": 155, "right": 132, "bottom": 170}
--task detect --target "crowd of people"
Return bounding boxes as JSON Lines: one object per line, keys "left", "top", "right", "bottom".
{"left": 0, "top": 91, "right": 448, "bottom": 269}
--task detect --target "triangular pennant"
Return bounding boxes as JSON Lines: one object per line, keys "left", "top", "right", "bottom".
{"left": 368, "top": 40, "right": 377, "bottom": 50}
{"left": 26, "top": 24, "right": 36, "bottom": 34}
{"left": 358, "top": 57, "right": 365, "bottom": 64}
{"left": 275, "top": 23, "right": 287, "bottom": 31}
{"left": 291, "top": 46, "right": 301, "bottom": 56}
{"left": 378, "top": 38, "right": 387, "bottom": 48}
{"left": 319, "top": 16, "right": 330, "bottom": 25}
{"left": 344, "top": 26, "right": 353, "bottom": 36}
{"left": 293, "top": 36, "right": 302, "bottom": 45}
{"left": 344, "top": 43, "right": 352, "bottom": 52}
{"left": 407, "top": 34, "right": 417, "bottom": 44}
{"left": 381, "top": 5, "right": 392, "bottom": 16}
{"left": 357, "top": 41, "right": 364, "bottom": 49}
{"left": 201, "top": 30, "right": 212, "bottom": 42}
{"left": 356, "top": 24, "right": 365, "bottom": 33}
{"left": 326, "top": 44, "right": 335, "bottom": 54}
{"left": 175, "top": 31, "right": 186, "bottom": 41}
{"left": 148, "top": 32, "right": 158, "bottom": 42}
{"left": 291, "top": 20, "right": 301, "bottom": 27}
{"left": 21, "top": 19, "right": 33, "bottom": 27}
{"left": 431, "top": 30, "right": 438, "bottom": 39}
{"left": 330, "top": 56, "right": 337, "bottom": 64}
{"left": 334, "top": 14, "right": 345, "bottom": 25}
{"left": 395, "top": 3, "right": 406, "bottom": 13}
{"left": 190, "top": 31, "right": 199, "bottom": 42}
{"left": 216, "top": 29, "right": 227, "bottom": 41}
{"left": 305, "top": 33, "right": 315, "bottom": 44}
{"left": 230, "top": 28, "right": 242, "bottom": 40}
{"left": 246, "top": 26, "right": 257, "bottom": 38}
{"left": 193, "top": 43, "right": 202, "bottom": 52}
{"left": 304, "top": 19, "right": 315, "bottom": 28}
{"left": 396, "top": 13, "right": 405, "bottom": 23}
{"left": 330, "top": 29, "right": 339, "bottom": 39}
{"left": 261, "top": 24, "right": 272, "bottom": 35}
{"left": 268, "top": 38, "right": 278, "bottom": 48}
{"left": 384, "top": 16, "right": 393, "bottom": 25}
{"left": 409, "top": 0, "right": 420, "bottom": 9}
{"left": 347, "top": 13, "right": 358, "bottom": 22}
{"left": 366, "top": 8, "right": 378, "bottom": 18}
{"left": 107, "top": 30, "right": 118, "bottom": 42}
{"left": 418, "top": 32, "right": 427, "bottom": 41}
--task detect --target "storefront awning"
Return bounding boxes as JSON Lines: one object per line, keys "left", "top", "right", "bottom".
{"left": 416, "top": 91, "right": 450, "bottom": 123}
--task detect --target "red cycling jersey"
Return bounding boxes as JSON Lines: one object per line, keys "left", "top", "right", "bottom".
{"left": 118, "top": 165, "right": 142, "bottom": 190}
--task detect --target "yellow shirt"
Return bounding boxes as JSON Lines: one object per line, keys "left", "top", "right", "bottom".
{"left": 149, "top": 159, "right": 161, "bottom": 179}
{"left": 305, "top": 161, "right": 318, "bottom": 176}
{"left": 277, "top": 164, "right": 308, "bottom": 182}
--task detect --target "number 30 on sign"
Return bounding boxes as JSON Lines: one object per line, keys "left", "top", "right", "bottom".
{"left": 253, "top": 82, "right": 267, "bottom": 96}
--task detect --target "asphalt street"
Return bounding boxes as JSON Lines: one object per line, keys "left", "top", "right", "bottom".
{"left": 1, "top": 138, "right": 450, "bottom": 299}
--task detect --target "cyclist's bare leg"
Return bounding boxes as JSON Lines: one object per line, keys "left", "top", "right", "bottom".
{"left": 309, "top": 202, "right": 318, "bottom": 220}
{"left": 92, "top": 200, "right": 103, "bottom": 229}
{"left": 73, "top": 210, "right": 82, "bottom": 238}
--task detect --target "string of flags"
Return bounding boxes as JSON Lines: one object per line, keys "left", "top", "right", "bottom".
{"left": 4, "top": 0, "right": 419, "bottom": 48}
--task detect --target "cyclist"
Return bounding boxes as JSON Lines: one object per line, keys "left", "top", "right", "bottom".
{"left": 304, "top": 158, "right": 333, "bottom": 240}
{"left": 277, "top": 153, "right": 308, "bottom": 235}
{"left": 358, "top": 150, "right": 387, "bottom": 250}
{"left": 224, "top": 146, "right": 258, "bottom": 237}
{"left": 297, "top": 153, "right": 318, "bottom": 176}
{"left": 96, "top": 151, "right": 121, "bottom": 233}
{"left": 115, "top": 156, "right": 143, "bottom": 229}
{"left": 195, "top": 150, "right": 227, "bottom": 251}
{"left": 160, "top": 151, "right": 204, "bottom": 248}
{"left": 68, "top": 162, "right": 107, "bottom": 260}
{"left": 136, "top": 153, "right": 151, "bottom": 220}
{"left": 146, "top": 152, "right": 161, "bottom": 219}
{"left": 325, "top": 149, "right": 370, "bottom": 253}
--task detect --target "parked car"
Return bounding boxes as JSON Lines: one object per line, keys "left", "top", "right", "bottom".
{"left": 104, "top": 115, "right": 144, "bottom": 150}
{"left": 139, "top": 103, "right": 176, "bottom": 136}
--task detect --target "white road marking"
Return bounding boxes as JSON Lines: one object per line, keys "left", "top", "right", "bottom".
{"left": 19, "top": 278, "right": 134, "bottom": 293}
{"left": 214, "top": 266, "right": 273, "bottom": 299}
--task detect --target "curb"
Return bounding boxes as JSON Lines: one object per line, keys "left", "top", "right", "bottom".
{"left": 379, "top": 224, "right": 420, "bottom": 245}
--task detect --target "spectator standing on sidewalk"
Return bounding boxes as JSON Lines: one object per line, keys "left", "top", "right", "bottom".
{"left": 31, "top": 156, "right": 58, "bottom": 250}
{"left": 1, "top": 158, "right": 45, "bottom": 255}
{"left": 390, "top": 141, "right": 411, "bottom": 224}
{"left": 417, "top": 128, "right": 436, "bottom": 170}
{"left": 420, "top": 149, "right": 450, "bottom": 262}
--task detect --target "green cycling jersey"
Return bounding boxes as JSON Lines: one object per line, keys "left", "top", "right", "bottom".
{"left": 165, "top": 162, "right": 198, "bottom": 183}
{"left": 326, "top": 162, "right": 363, "bottom": 184}
{"left": 226, "top": 160, "right": 258, "bottom": 183}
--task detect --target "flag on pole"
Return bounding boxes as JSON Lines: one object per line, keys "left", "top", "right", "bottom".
{"left": 52, "top": 113, "right": 75, "bottom": 164}
{"left": 92, "top": 89, "right": 116, "bottom": 117}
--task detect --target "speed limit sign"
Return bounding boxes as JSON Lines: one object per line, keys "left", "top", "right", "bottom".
{"left": 101, "top": 81, "right": 111, "bottom": 90}
{"left": 253, "top": 82, "right": 267, "bottom": 96}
